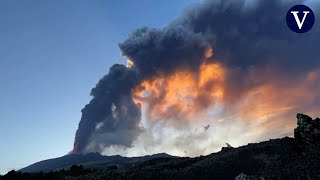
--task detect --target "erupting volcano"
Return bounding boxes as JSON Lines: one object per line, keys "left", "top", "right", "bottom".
{"left": 71, "top": 0, "right": 320, "bottom": 156}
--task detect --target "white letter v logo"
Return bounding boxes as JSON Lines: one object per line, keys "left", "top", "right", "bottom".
{"left": 291, "top": 11, "right": 310, "bottom": 29}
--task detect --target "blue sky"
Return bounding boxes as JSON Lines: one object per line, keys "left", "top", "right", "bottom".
{"left": 0, "top": 0, "right": 198, "bottom": 174}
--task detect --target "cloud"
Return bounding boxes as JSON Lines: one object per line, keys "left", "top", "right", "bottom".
{"left": 72, "top": 0, "right": 320, "bottom": 156}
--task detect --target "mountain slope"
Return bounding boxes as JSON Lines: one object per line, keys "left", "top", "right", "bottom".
{"left": 19, "top": 152, "right": 174, "bottom": 173}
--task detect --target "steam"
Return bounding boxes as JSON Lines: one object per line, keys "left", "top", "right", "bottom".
{"left": 72, "top": 0, "right": 320, "bottom": 155}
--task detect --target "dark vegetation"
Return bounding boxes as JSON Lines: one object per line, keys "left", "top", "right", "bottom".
{"left": 0, "top": 165, "right": 92, "bottom": 180}
{"left": 1, "top": 113, "right": 319, "bottom": 180}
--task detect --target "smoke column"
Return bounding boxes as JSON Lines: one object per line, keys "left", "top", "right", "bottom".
{"left": 72, "top": 0, "right": 320, "bottom": 154}
{"left": 72, "top": 65, "right": 142, "bottom": 153}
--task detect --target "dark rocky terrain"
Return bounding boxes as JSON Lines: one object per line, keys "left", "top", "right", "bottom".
{"left": 1, "top": 113, "right": 319, "bottom": 180}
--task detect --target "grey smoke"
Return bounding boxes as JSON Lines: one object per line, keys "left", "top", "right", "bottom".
{"left": 72, "top": 0, "right": 320, "bottom": 154}
{"left": 73, "top": 65, "right": 142, "bottom": 153}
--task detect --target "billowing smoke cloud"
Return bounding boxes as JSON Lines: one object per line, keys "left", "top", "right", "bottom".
{"left": 72, "top": 0, "right": 320, "bottom": 155}
{"left": 72, "top": 65, "right": 142, "bottom": 153}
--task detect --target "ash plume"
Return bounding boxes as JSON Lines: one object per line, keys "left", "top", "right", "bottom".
{"left": 72, "top": 0, "right": 320, "bottom": 154}
{"left": 73, "top": 64, "right": 142, "bottom": 154}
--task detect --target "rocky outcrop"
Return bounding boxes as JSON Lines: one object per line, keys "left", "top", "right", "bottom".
{"left": 294, "top": 113, "right": 320, "bottom": 147}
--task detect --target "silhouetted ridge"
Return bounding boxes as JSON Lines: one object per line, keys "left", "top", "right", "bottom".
{"left": 19, "top": 152, "right": 174, "bottom": 173}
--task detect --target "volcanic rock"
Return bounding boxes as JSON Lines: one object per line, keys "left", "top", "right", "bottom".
{"left": 294, "top": 113, "right": 320, "bottom": 147}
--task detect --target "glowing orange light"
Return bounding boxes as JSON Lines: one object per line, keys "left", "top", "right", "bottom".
{"left": 133, "top": 61, "right": 225, "bottom": 121}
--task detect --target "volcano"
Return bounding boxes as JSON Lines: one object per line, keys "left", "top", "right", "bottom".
{"left": 19, "top": 152, "right": 174, "bottom": 173}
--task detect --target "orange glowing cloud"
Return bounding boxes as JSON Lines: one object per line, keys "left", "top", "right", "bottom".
{"left": 131, "top": 43, "right": 320, "bottom": 142}
{"left": 133, "top": 48, "right": 227, "bottom": 121}
{"left": 133, "top": 60, "right": 320, "bottom": 133}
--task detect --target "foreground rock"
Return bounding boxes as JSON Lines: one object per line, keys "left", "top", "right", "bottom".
{"left": 294, "top": 113, "right": 320, "bottom": 148}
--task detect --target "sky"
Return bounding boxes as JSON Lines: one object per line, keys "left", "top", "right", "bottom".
{"left": 0, "top": 0, "right": 198, "bottom": 174}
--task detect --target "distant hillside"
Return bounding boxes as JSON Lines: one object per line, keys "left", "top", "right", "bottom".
{"left": 19, "top": 152, "right": 174, "bottom": 173}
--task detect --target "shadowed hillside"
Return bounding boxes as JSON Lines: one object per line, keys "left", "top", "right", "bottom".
{"left": 19, "top": 153, "right": 174, "bottom": 173}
